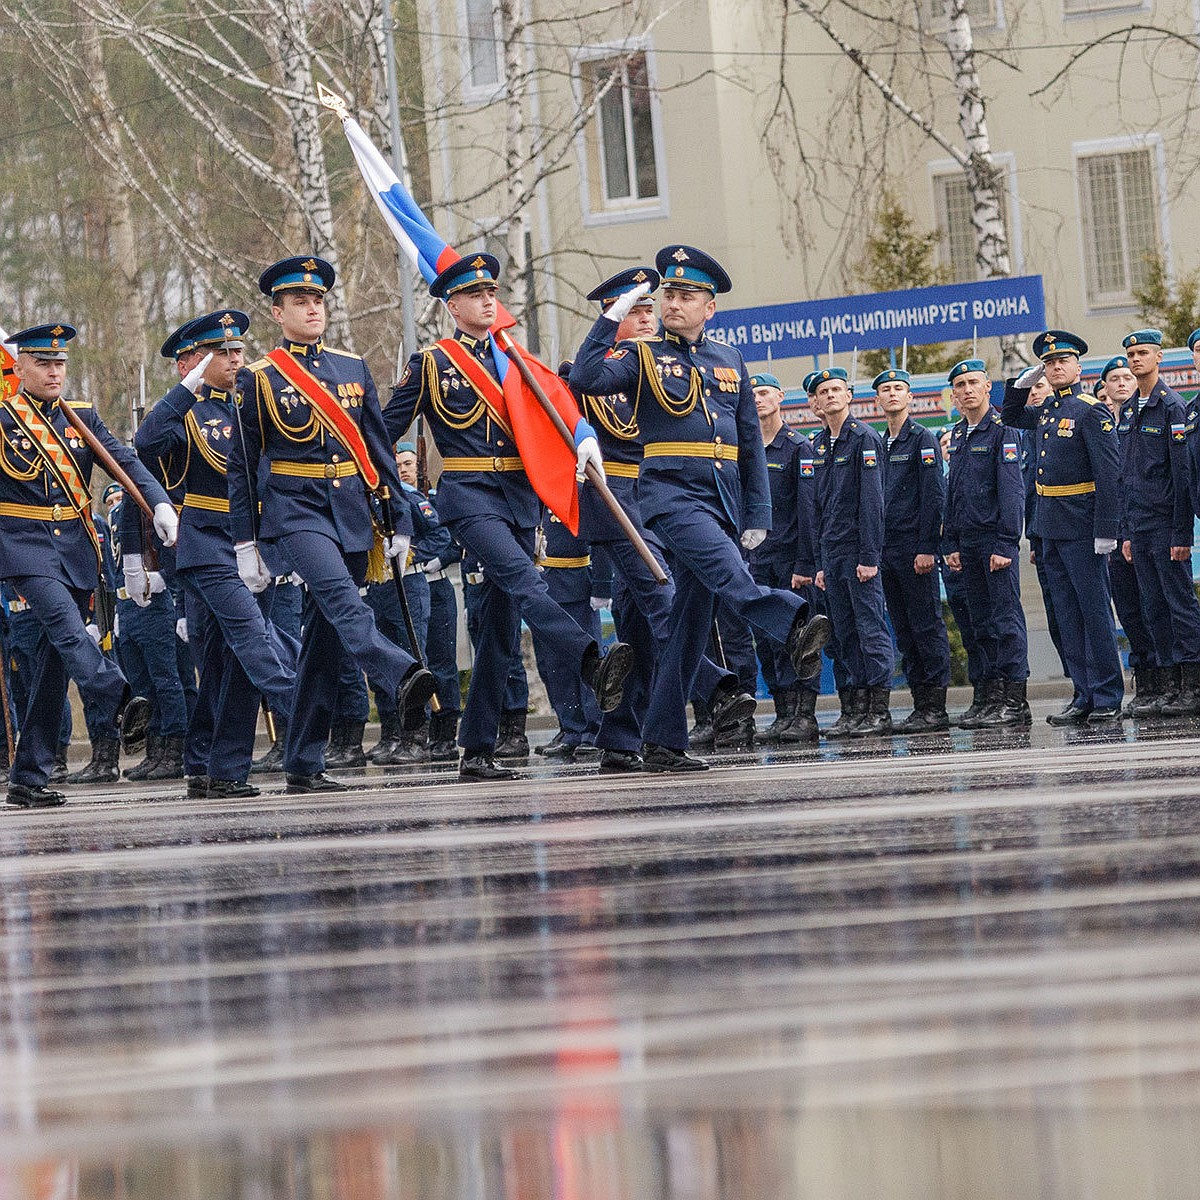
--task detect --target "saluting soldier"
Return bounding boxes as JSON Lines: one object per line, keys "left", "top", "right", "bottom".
{"left": 877, "top": 368, "right": 951, "bottom": 732}
{"left": 0, "top": 324, "right": 178, "bottom": 808}
{"left": 944, "top": 359, "right": 1029, "bottom": 727}
{"left": 228, "top": 256, "right": 434, "bottom": 792}
{"left": 569, "top": 245, "right": 829, "bottom": 771}
{"left": 385, "top": 253, "right": 633, "bottom": 781}
{"left": 1002, "top": 331, "right": 1122, "bottom": 724}
{"left": 134, "top": 310, "right": 298, "bottom": 799}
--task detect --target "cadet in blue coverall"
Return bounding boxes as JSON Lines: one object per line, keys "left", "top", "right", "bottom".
{"left": 228, "top": 256, "right": 434, "bottom": 792}
{"left": 1002, "top": 330, "right": 1122, "bottom": 724}
{"left": 570, "top": 245, "right": 828, "bottom": 772}
{"left": 944, "top": 359, "right": 1030, "bottom": 728}
{"left": 877, "top": 368, "right": 951, "bottom": 732}
{"left": 135, "top": 310, "right": 298, "bottom": 798}
{"left": 0, "top": 323, "right": 178, "bottom": 808}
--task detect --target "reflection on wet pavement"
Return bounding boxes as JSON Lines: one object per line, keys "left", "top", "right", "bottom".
{"left": 4, "top": 702, "right": 1200, "bottom": 1197}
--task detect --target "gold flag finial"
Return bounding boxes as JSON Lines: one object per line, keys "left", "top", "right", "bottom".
{"left": 317, "top": 82, "right": 349, "bottom": 120}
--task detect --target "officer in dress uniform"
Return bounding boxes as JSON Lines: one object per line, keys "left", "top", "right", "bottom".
{"left": 567, "top": 268, "right": 753, "bottom": 773}
{"left": 1117, "top": 329, "right": 1200, "bottom": 716}
{"left": 876, "top": 368, "right": 951, "bottom": 732}
{"left": 801, "top": 367, "right": 893, "bottom": 738}
{"left": 228, "top": 256, "right": 434, "bottom": 792}
{"left": 134, "top": 309, "right": 298, "bottom": 798}
{"left": 1002, "top": 331, "right": 1122, "bottom": 724}
{"left": 944, "top": 359, "right": 1030, "bottom": 727}
{"left": 569, "top": 245, "right": 829, "bottom": 771}
{"left": 0, "top": 323, "right": 178, "bottom": 807}
{"left": 385, "top": 253, "right": 633, "bottom": 781}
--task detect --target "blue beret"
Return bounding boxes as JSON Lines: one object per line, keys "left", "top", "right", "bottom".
{"left": 586, "top": 267, "right": 660, "bottom": 307}
{"left": 1189, "top": 329, "right": 1200, "bottom": 351}
{"left": 395, "top": 441, "right": 417, "bottom": 454}
{"left": 872, "top": 368, "right": 911, "bottom": 390}
{"left": 430, "top": 253, "right": 501, "bottom": 299}
{"left": 102, "top": 481, "right": 124, "bottom": 503}
{"left": 259, "top": 255, "right": 335, "bottom": 297}
{"left": 801, "top": 371, "right": 820, "bottom": 396}
{"left": 1033, "top": 329, "right": 1088, "bottom": 360}
{"left": 812, "top": 367, "right": 848, "bottom": 388}
{"left": 9, "top": 323, "right": 75, "bottom": 360}
{"left": 948, "top": 358, "right": 987, "bottom": 383}
{"left": 161, "top": 309, "right": 250, "bottom": 359}
{"left": 655, "top": 244, "right": 732, "bottom": 295}
{"left": 1099, "top": 355, "right": 1130, "bottom": 382}
{"left": 750, "top": 372, "right": 782, "bottom": 390}
{"left": 1122, "top": 328, "right": 1163, "bottom": 349}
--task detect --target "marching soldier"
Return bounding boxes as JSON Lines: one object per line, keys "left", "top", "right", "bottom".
{"left": 944, "top": 359, "right": 1029, "bottom": 727}
{"left": 569, "top": 244, "right": 829, "bottom": 771}
{"left": 877, "top": 368, "right": 951, "bottom": 732}
{"left": 385, "top": 253, "right": 633, "bottom": 781}
{"left": 134, "top": 310, "right": 298, "bottom": 798}
{"left": 1002, "top": 331, "right": 1122, "bottom": 724}
{"left": 228, "top": 256, "right": 434, "bottom": 792}
{"left": 0, "top": 323, "right": 178, "bottom": 808}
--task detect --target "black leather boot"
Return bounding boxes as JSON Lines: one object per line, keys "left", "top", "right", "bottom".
{"left": 714, "top": 715, "right": 755, "bottom": 749}
{"left": 143, "top": 735, "right": 185, "bottom": 780}
{"left": 689, "top": 697, "right": 715, "bottom": 750}
{"left": 897, "top": 683, "right": 950, "bottom": 733}
{"left": 960, "top": 679, "right": 1004, "bottom": 729}
{"left": 954, "top": 681, "right": 989, "bottom": 728}
{"left": 379, "top": 724, "right": 427, "bottom": 765}
{"left": 427, "top": 711, "right": 460, "bottom": 762}
{"left": 124, "top": 733, "right": 163, "bottom": 781}
{"left": 494, "top": 709, "right": 530, "bottom": 759}
{"left": 65, "top": 738, "right": 120, "bottom": 784}
{"left": 977, "top": 678, "right": 1029, "bottom": 728}
{"left": 460, "top": 747, "right": 516, "bottom": 781}
{"left": 49, "top": 746, "right": 69, "bottom": 783}
{"left": 1161, "top": 663, "right": 1200, "bottom": 716}
{"left": 825, "top": 688, "right": 864, "bottom": 739}
{"left": 251, "top": 720, "right": 286, "bottom": 774}
{"left": 851, "top": 686, "right": 893, "bottom": 737}
{"left": 326, "top": 720, "right": 367, "bottom": 768}
{"left": 784, "top": 688, "right": 819, "bottom": 744}
{"left": 1126, "top": 665, "right": 1161, "bottom": 717}
{"left": 368, "top": 712, "right": 402, "bottom": 763}
{"left": 762, "top": 690, "right": 796, "bottom": 743}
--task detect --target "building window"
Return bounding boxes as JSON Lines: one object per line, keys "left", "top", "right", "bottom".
{"left": 463, "top": 0, "right": 499, "bottom": 91}
{"left": 919, "top": 0, "right": 1000, "bottom": 33}
{"left": 1063, "top": 0, "right": 1142, "bottom": 14}
{"left": 931, "top": 157, "right": 1017, "bottom": 282}
{"left": 579, "top": 51, "right": 663, "bottom": 216}
{"left": 1077, "top": 145, "right": 1161, "bottom": 307}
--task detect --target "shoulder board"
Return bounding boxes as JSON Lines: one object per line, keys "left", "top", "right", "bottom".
{"left": 321, "top": 345, "right": 362, "bottom": 361}
{"left": 245, "top": 357, "right": 270, "bottom": 372}
{"left": 847, "top": 420, "right": 859, "bottom": 431}
{"left": 65, "top": 400, "right": 92, "bottom": 410}
{"left": 1080, "top": 395, "right": 1100, "bottom": 406}
{"left": 643, "top": 335, "right": 663, "bottom": 344}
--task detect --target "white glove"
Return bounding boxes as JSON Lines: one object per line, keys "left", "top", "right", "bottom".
{"left": 385, "top": 532, "right": 411, "bottom": 562}
{"left": 113, "top": 611, "right": 120, "bottom": 638}
{"left": 1094, "top": 537, "right": 1118, "bottom": 556}
{"left": 421, "top": 557, "right": 443, "bottom": 575}
{"left": 576, "top": 434, "right": 604, "bottom": 483}
{"left": 175, "top": 616, "right": 189, "bottom": 643}
{"left": 235, "top": 540, "right": 272, "bottom": 594}
{"left": 152, "top": 501, "right": 179, "bottom": 547}
{"left": 85, "top": 622, "right": 101, "bottom": 646}
{"left": 123, "top": 554, "right": 151, "bottom": 607}
{"left": 741, "top": 528, "right": 767, "bottom": 551}
{"left": 603, "top": 281, "right": 652, "bottom": 325}
{"left": 590, "top": 596, "right": 611, "bottom": 612}
{"left": 288, "top": 571, "right": 304, "bottom": 587}
{"left": 1014, "top": 363, "right": 1045, "bottom": 390}
{"left": 181, "top": 351, "right": 214, "bottom": 395}
{"left": 147, "top": 571, "right": 166, "bottom": 595}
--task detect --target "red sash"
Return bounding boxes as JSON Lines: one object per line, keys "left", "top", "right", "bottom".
{"left": 265, "top": 348, "right": 380, "bottom": 490}
{"left": 436, "top": 338, "right": 513, "bottom": 436}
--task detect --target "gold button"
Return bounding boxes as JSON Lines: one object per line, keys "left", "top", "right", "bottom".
{"left": 333, "top": 480, "right": 340, "bottom": 488}
{"left": 51, "top": 504, "right": 62, "bottom": 520}
{"left": 497, "top": 440, "right": 505, "bottom": 448}
{"left": 332, "top": 454, "right": 340, "bottom": 462}
{"left": 1038, "top": 468, "right": 1044, "bottom": 475}
{"left": 493, "top": 457, "right": 504, "bottom": 471}
{"left": 53, "top": 528, "right": 60, "bottom": 536}
{"left": 714, "top": 436, "right": 722, "bottom": 444}
{"left": 715, "top": 461, "right": 723, "bottom": 470}
{"left": 324, "top": 463, "right": 336, "bottom": 478}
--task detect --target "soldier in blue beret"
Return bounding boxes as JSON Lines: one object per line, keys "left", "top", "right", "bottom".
{"left": 1003, "top": 330, "right": 1122, "bottom": 723}
{"left": 228, "top": 256, "right": 435, "bottom": 792}
{"left": 1117, "top": 327, "right": 1200, "bottom": 716}
{"left": 944, "top": 359, "right": 1030, "bottom": 727}
{"left": 875, "top": 368, "right": 951, "bottom": 731}
{"left": 570, "top": 245, "right": 829, "bottom": 770}
{"left": 131, "top": 309, "right": 298, "bottom": 799}
{"left": 0, "top": 324, "right": 179, "bottom": 807}
{"left": 387, "top": 253, "right": 634, "bottom": 780}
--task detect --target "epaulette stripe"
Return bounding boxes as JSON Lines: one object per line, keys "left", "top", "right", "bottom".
{"left": 65, "top": 400, "right": 92, "bottom": 409}
{"left": 245, "top": 358, "right": 269, "bottom": 372}
{"left": 322, "top": 346, "right": 362, "bottom": 361}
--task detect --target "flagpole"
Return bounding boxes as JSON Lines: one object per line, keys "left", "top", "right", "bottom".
{"left": 494, "top": 330, "right": 668, "bottom": 586}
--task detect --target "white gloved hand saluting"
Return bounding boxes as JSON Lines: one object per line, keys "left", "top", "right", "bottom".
{"left": 741, "top": 528, "right": 767, "bottom": 551}
{"left": 1014, "top": 363, "right": 1045, "bottom": 390}
{"left": 1094, "top": 537, "right": 1118, "bottom": 556}
{"left": 123, "top": 553, "right": 151, "bottom": 608}
{"left": 576, "top": 434, "right": 604, "bottom": 483}
{"left": 235, "top": 541, "right": 272, "bottom": 594}
{"left": 385, "top": 533, "right": 411, "bottom": 562}
{"left": 603, "top": 281, "right": 652, "bottom": 325}
{"left": 181, "top": 351, "right": 214, "bottom": 395}
{"left": 152, "top": 502, "right": 179, "bottom": 547}
{"left": 175, "top": 616, "right": 189, "bottom": 643}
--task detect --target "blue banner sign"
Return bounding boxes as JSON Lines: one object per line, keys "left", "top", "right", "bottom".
{"left": 707, "top": 275, "right": 1046, "bottom": 360}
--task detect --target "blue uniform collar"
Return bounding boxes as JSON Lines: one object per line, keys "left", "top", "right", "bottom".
{"left": 1052, "top": 383, "right": 1084, "bottom": 400}
{"left": 285, "top": 339, "right": 325, "bottom": 358}
{"left": 17, "top": 388, "right": 57, "bottom": 413}
{"left": 201, "top": 384, "right": 230, "bottom": 404}
{"left": 662, "top": 327, "right": 706, "bottom": 350}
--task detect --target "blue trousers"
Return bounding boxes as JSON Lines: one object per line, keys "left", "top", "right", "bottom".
{"left": 1031, "top": 535, "right": 1070, "bottom": 676}
{"left": 1040, "top": 537, "right": 1121, "bottom": 709}
{"left": 750, "top": 558, "right": 804, "bottom": 696}
{"left": 1130, "top": 528, "right": 1200, "bottom": 667}
{"left": 274, "top": 530, "right": 416, "bottom": 776}
{"left": 181, "top": 568, "right": 296, "bottom": 781}
{"left": 956, "top": 540, "right": 1028, "bottom": 683}
{"left": 1107, "top": 548, "right": 1154, "bottom": 670}
{"left": 822, "top": 549, "right": 893, "bottom": 688}
{"left": 643, "top": 509, "right": 805, "bottom": 751}
{"left": 426, "top": 576, "right": 460, "bottom": 715}
{"left": 116, "top": 592, "right": 189, "bottom": 737}
{"left": 7, "top": 607, "right": 72, "bottom": 750}
{"left": 452, "top": 514, "right": 596, "bottom": 752}
{"left": 463, "top": 575, "right": 528, "bottom": 713}
{"left": 941, "top": 559, "right": 979, "bottom": 686}
{"left": 369, "top": 574, "right": 430, "bottom": 719}
{"left": 537, "top": 565, "right": 601, "bottom": 745}
{"left": 881, "top": 548, "right": 950, "bottom": 687}
{"left": 8, "top": 576, "right": 128, "bottom": 786}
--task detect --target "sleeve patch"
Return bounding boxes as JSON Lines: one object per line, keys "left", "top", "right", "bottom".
{"left": 861, "top": 448, "right": 878, "bottom": 468}
{"left": 1002, "top": 442, "right": 1019, "bottom": 461}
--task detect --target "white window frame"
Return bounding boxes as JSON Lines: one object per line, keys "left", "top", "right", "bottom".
{"left": 459, "top": 0, "right": 503, "bottom": 103}
{"left": 1062, "top": 0, "right": 1149, "bottom": 19}
{"left": 572, "top": 41, "right": 669, "bottom": 227}
{"left": 927, "top": 153, "right": 1022, "bottom": 281}
{"left": 1073, "top": 134, "right": 1170, "bottom": 313}
{"left": 918, "top": 0, "right": 1005, "bottom": 36}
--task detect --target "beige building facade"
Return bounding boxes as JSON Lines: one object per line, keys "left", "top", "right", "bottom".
{"left": 415, "top": 0, "right": 1200, "bottom": 377}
